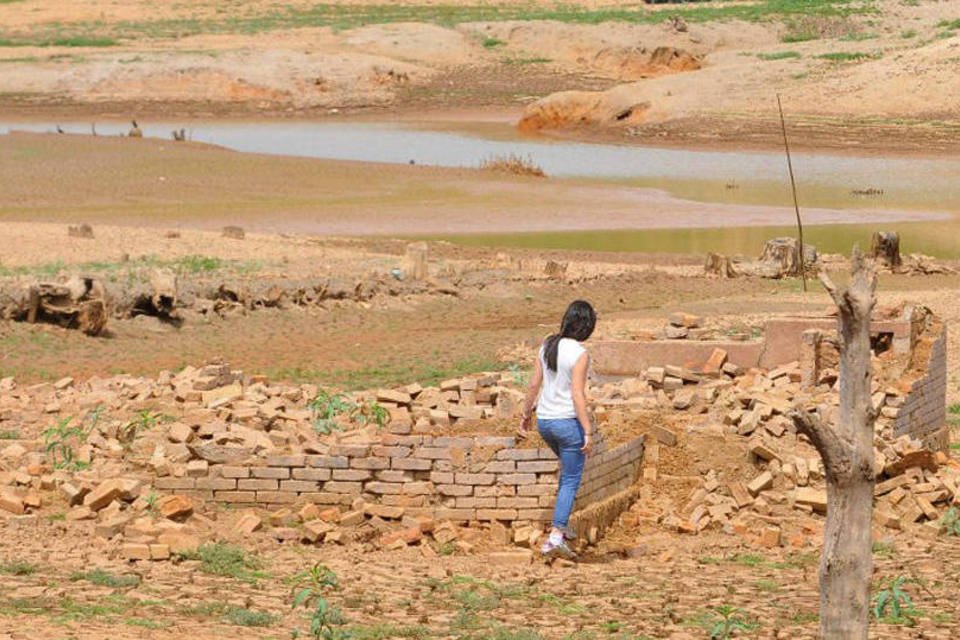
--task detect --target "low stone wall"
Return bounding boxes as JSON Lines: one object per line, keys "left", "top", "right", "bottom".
{"left": 894, "top": 320, "right": 948, "bottom": 450}
{"left": 157, "top": 432, "right": 645, "bottom": 525}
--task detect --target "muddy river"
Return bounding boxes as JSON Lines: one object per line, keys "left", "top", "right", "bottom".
{"left": 4, "top": 120, "right": 957, "bottom": 256}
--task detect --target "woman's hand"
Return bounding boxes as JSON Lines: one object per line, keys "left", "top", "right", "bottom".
{"left": 581, "top": 432, "right": 593, "bottom": 455}
{"left": 517, "top": 412, "right": 533, "bottom": 439}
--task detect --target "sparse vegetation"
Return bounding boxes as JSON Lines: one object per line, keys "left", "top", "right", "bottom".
{"left": 940, "top": 506, "right": 960, "bottom": 536}
{"left": 178, "top": 543, "right": 266, "bottom": 583}
{"left": 0, "top": 429, "right": 20, "bottom": 439}
{"left": 42, "top": 415, "right": 93, "bottom": 471}
{"left": 224, "top": 606, "right": 277, "bottom": 627}
{"left": 757, "top": 50, "right": 801, "bottom": 60}
{"left": 482, "top": 37, "right": 505, "bottom": 49}
{"left": 70, "top": 569, "right": 141, "bottom": 589}
{"left": 480, "top": 154, "right": 546, "bottom": 178}
{"left": 816, "top": 51, "right": 879, "bottom": 62}
{"left": 308, "top": 389, "right": 390, "bottom": 434}
{"left": 0, "top": 561, "right": 37, "bottom": 576}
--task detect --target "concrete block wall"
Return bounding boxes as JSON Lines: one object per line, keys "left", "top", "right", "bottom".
{"left": 156, "top": 432, "right": 645, "bottom": 524}
{"left": 894, "top": 322, "right": 947, "bottom": 446}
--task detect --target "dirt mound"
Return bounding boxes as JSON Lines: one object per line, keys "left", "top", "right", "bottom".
{"left": 517, "top": 83, "right": 651, "bottom": 131}
{"left": 593, "top": 45, "right": 702, "bottom": 81}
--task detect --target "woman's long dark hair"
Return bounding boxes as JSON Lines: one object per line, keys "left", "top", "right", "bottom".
{"left": 543, "top": 300, "right": 596, "bottom": 372}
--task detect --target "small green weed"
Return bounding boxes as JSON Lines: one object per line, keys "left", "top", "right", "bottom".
{"left": 704, "top": 605, "right": 758, "bottom": 639}
{"left": 940, "top": 507, "right": 960, "bottom": 536}
{"left": 873, "top": 541, "right": 897, "bottom": 558}
{"left": 947, "top": 402, "right": 960, "bottom": 415}
{"left": 501, "top": 56, "right": 551, "bottom": 65}
{"left": 900, "top": 29, "right": 917, "bottom": 39}
{"left": 757, "top": 50, "right": 801, "bottom": 61}
{"left": 0, "top": 429, "right": 19, "bottom": 440}
{"left": 291, "top": 562, "right": 348, "bottom": 639}
{"left": 755, "top": 579, "right": 780, "bottom": 592}
{"left": 42, "top": 416, "right": 91, "bottom": 471}
{"left": 482, "top": 37, "right": 505, "bottom": 49}
{"left": 937, "top": 18, "right": 960, "bottom": 31}
{"left": 124, "top": 617, "right": 167, "bottom": 629}
{"left": 873, "top": 576, "right": 918, "bottom": 624}
{"left": 308, "top": 390, "right": 389, "bottom": 434}
{"left": 347, "top": 624, "right": 431, "bottom": 639}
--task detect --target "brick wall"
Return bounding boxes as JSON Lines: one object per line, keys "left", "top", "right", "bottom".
{"left": 894, "top": 321, "right": 948, "bottom": 450}
{"left": 156, "top": 432, "right": 645, "bottom": 525}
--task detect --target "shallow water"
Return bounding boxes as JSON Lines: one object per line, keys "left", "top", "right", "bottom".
{"left": 4, "top": 120, "right": 958, "bottom": 255}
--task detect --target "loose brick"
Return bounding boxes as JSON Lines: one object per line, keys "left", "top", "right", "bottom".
{"left": 329, "top": 444, "right": 370, "bottom": 457}
{"left": 372, "top": 445, "right": 412, "bottom": 458}
{"left": 434, "top": 508, "right": 475, "bottom": 521}
{"left": 332, "top": 469, "right": 372, "bottom": 481}
{"left": 517, "top": 460, "right": 559, "bottom": 473}
{"left": 364, "top": 482, "right": 403, "bottom": 495}
{"left": 195, "top": 477, "right": 237, "bottom": 491}
{"left": 215, "top": 491, "right": 256, "bottom": 503}
{"left": 376, "top": 470, "right": 412, "bottom": 483}
{"left": 256, "top": 491, "right": 298, "bottom": 503}
{"left": 293, "top": 468, "right": 332, "bottom": 482}
{"left": 218, "top": 465, "right": 250, "bottom": 479}
{"left": 238, "top": 478, "right": 278, "bottom": 491}
{"left": 495, "top": 449, "right": 540, "bottom": 461}
{"left": 280, "top": 480, "right": 320, "bottom": 492}
{"left": 306, "top": 455, "right": 349, "bottom": 469}
{"left": 437, "top": 484, "right": 472, "bottom": 497}
{"left": 476, "top": 508, "right": 518, "bottom": 521}
{"left": 265, "top": 454, "right": 305, "bottom": 467}
{"left": 498, "top": 497, "right": 539, "bottom": 509}
{"left": 364, "top": 504, "right": 404, "bottom": 519}
{"left": 154, "top": 477, "right": 196, "bottom": 491}
{"left": 497, "top": 473, "right": 537, "bottom": 486}
{"left": 351, "top": 457, "right": 390, "bottom": 470}
{"left": 454, "top": 473, "right": 495, "bottom": 486}
{"left": 324, "top": 481, "right": 363, "bottom": 494}
{"left": 413, "top": 447, "right": 453, "bottom": 460}
{"left": 392, "top": 457, "right": 432, "bottom": 471}
{"left": 252, "top": 467, "right": 290, "bottom": 479}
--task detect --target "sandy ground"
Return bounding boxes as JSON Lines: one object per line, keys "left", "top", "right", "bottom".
{"left": 0, "top": 1, "right": 958, "bottom": 152}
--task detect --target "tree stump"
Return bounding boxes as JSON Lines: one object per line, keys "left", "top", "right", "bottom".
{"left": 403, "top": 242, "right": 429, "bottom": 281}
{"left": 756, "top": 237, "right": 817, "bottom": 278}
{"left": 870, "top": 231, "right": 902, "bottom": 269}
{"left": 704, "top": 252, "right": 738, "bottom": 278}
{"left": 790, "top": 247, "right": 876, "bottom": 639}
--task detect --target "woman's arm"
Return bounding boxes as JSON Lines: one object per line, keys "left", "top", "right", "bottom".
{"left": 518, "top": 357, "right": 544, "bottom": 435}
{"left": 571, "top": 352, "right": 593, "bottom": 454}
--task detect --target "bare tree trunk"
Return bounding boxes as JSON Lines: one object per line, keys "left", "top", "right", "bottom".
{"left": 791, "top": 247, "right": 876, "bottom": 640}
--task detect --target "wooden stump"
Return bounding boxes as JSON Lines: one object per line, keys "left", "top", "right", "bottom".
{"left": 757, "top": 237, "right": 817, "bottom": 278}
{"left": 870, "top": 231, "right": 902, "bottom": 269}
{"left": 704, "top": 252, "right": 738, "bottom": 278}
{"left": 403, "top": 242, "right": 429, "bottom": 281}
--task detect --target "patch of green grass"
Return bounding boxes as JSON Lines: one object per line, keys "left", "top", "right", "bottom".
{"left": 947, "top": 402, "right": 960, "bottom": 415}
{"left": 501, "top": 56, "right": 551, "bottom": 65}
{"left": 124, "top": 617, "right": 167, "bottom": 629}
{"left": 0, "top": 429, "right": 20, "bottom": 440}
{"left": 70, "top": 569, "right": 141, "bottom": 589}
{"left": 0, "top": 561, "right": 37, "bottom": 576}
{"left": 0, "top": 36, "right": 117, "bottom": 47}
{"left": 816, "top": 51, "right": 879, "bottom": 62}
{"left": 900, "top": 29, "right": 917, "bottom": 39}
{"left": 57, "top": 595, "right": 134, "bottom": 621}
{"left": 223, "top": 606, "right": 277, "bottom": 627}
{"left": 792, "top": 611, "right": 819, "bottom": 624}
{"left": 781, "top": 30, "right": 820, "bottom": 43}
{"left": 731, "top": 553, "right": 765, "bottom": 567}
{"left": 178, "top": 543, "right": 266, "bottom": 583}
{"left": 755, "top": 579, "right": 780, "bottom": 592}
{"left": 873, "top": 541, "right": 897, "bottom": 558}
{"left": 937, "top": 18, "right": 960, "bottom": 31}
{"left": 840, "top": 31, "right": 878, "bottom": 41}
{"left": 271, "top": 355, "right": 504, "bottom": 390}
{"left": 770, "top": 552, "right": 818, "bottom": 570}
{"left": 757, "top": 50, "right": 801, "bottom": 60}
{"left": 481, "top": 37, "right": 505, "bottom": 49}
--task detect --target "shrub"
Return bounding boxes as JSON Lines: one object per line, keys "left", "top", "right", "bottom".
{"left": 479, "top": 154, "right": 546, "bottom": 178}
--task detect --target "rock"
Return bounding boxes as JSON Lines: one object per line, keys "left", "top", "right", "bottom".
{"left": 83, "top": 479, "right": 123, "bottom": 511}
{"left": 302, "top": 519, "right": 335, "bottom": 543}
{"left": 234, "top": 512, "right": 263, "bottom": 535}
{"left": 167, "top": 422, "right": 194, "bottom": 443}
{"left": 188, "top": 443, "right": 255, "bottom": 465}
{"left": 158, "top": 495, "right": 193, "bottom": 521}
{"left": 746, "top": 472, "right": 773, "bottom": 497}
{"left": 376, "top": 389, "right": 412, "bottom": 406}
{"left": 0, "top": 490, "right": 25, "bottom": 515}
{"left": 794, "top": 487, "right": 828, "bottom": 513}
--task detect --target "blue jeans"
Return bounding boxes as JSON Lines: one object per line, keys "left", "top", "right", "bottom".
{"left": 537, "top": 418, "right": 586, "bottom": 529}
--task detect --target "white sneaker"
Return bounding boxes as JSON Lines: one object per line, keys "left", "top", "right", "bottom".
{"left": 540, "top": 539, "right": 577, "bottom": 560}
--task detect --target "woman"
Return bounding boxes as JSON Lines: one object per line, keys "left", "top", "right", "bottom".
{"left": 519, "top": 300, "right": 596, "bottom": 560}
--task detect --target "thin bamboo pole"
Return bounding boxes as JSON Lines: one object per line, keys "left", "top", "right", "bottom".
{"left": 777, "top": 93, "right": 807, "bottom": 292}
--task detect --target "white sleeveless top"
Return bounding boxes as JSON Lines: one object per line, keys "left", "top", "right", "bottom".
{"left": 536, "top": 338, "right": 587, "bottom": 420}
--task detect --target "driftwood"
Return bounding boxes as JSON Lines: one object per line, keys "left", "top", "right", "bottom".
{"left": 790, "top": 247, "right": 877, "bottom": 639}
{"left": 403, "top": 242, "right": 429, "bottom": 281}
{"left": 870, "top": 231, "right": 902, "bottom": 269}
{"left": 1, "top": 276, "right": 109, "bottom": 336}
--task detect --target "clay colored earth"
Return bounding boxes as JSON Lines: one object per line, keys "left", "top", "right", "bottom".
{"left": 1, "top": 2, "right": 960, "bottom": 639}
